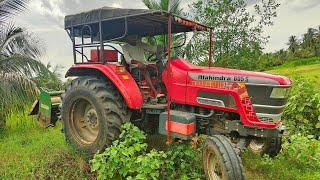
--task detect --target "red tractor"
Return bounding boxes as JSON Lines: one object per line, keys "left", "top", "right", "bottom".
{"left": 40, "top": 7, "right": 292, "bottom": 179}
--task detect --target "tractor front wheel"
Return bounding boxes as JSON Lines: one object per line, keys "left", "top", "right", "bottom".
{"left": 202, "top": 135, "right": 245, "bottom": 180}
{"left": 61, "top": 77, "right": 130, "bottom": 154}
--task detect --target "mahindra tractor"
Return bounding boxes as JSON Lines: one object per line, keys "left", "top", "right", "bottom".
{"left": 30, "top": 7, "right": 292, "bottom": 180}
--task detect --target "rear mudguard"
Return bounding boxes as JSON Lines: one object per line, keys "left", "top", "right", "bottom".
{"left": 65, "top": 64, "right": 143, "bottom": 110}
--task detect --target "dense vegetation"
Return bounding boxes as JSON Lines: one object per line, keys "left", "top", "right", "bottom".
{"left": 91, "top": 123, "right": 204, "bottom": 180}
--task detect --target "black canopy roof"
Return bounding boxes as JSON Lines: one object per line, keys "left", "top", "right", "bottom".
{"left": 65, "top": 7, "right": 209, "bottom": 42}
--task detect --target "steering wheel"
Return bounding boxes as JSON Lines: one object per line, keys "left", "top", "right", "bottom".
{"left": 147, "top": 45, "right": 167, "bottom": 63}
{"left": 147, "top": 32, "right": 187, "bottom": 63}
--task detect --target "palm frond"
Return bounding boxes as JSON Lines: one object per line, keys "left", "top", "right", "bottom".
{"left": 0, "top": 55, "right": 50, "bottom": 77}
{"left": 143, "top": 0, "right": 182, "bottom": 14}
{"left": 0, "top": 23, "right": 44, "bottom": 59}
{"left": 143, "top": 0, "right": 160, "bottom": 10}
{"left": 0, "top": 0, "right": 28, "bottom": 21}
{"left": 0, "top": 72, "right": 38, "bottom": 120}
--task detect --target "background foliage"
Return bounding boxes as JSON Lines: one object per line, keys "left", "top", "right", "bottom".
{"left": 186, "top": 0, "right": 279, "bottom": 70}
{"left": 283, "top": 77, "right": 320, "bottom": 138}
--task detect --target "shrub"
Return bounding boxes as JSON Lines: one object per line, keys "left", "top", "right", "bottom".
{"left": 164, "top": 143, "right": 204, "bottom": 179}
{"left": 281, "top": 134, "right": 320, "bottom": 169}
{"left": 91, "top": 123, "right": 204, "bottom": 180}
{"left": 283, "top": 77, "right": 320, "bottom": 138}
{"left": 91, "top": 123, "right": 166, "bottom": 180}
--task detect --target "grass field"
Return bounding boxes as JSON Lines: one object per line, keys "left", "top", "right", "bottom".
{"left": 0, "top": 110, "right": 95, "bottom": 179}
{"left": 268, "top": 56, "right": 320, "bottom": 89}
{"left": 0, "top": 57, "right": 319, "bottom": 179}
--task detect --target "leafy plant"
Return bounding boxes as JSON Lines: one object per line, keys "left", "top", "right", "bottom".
{"left": 91, "top": 123, "right": 166, "bottom": 180}
{"left": 163, "top": 143, "right": 204, "bottom": 179}
{"left": 91, "top": 123, "right": 205, "bottom": 180}
{"left": 283, "top": 77, "right": 320, "bottom": 138}
{"left": 281, "top": 134, "right": 320, "bottom": 169}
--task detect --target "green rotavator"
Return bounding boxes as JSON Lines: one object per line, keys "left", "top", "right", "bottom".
{"left": 29, "top": 89, "right": 63, "bottom": 127}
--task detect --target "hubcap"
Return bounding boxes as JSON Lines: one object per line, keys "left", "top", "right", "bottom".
{"left": 207, "top": 152, "right": 223, "bottom": 180}
{"left": 70, "top": 98, "right": 99, "bottom": 145}
{"left": 249, "top": 139, "right": 265, "bottom": 152}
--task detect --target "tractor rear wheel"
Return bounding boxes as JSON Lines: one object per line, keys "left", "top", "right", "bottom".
{"left": 202, "top": 135, "right": 245, "bottom": 180}
{"left": 61, "top": 77, "right": 130, "bottom": 154}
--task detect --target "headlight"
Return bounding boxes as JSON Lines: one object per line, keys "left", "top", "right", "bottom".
{"left": 270, "top": 88, "right": 290, "bottom": 99}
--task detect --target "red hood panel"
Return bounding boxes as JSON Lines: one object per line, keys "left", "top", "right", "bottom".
{"left": 171, "top": 58, "right": 291, "bottom": 86}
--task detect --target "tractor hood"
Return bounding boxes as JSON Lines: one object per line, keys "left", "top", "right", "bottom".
{"left": 171, "top": 58, "right": 291, "bottom": 86}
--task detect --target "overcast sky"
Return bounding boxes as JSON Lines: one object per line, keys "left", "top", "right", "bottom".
{"left": 13, "top": 0, "right": 320, "bottom": 73}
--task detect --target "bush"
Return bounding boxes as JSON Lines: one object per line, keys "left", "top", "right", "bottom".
{"left": 243, "top": 134, "right": 320, "bottom": 179}
{"left": 164, "top": 143, "right": 204, "bottom": 179}
{"left": 281, "top": 134, "right": 320, "bottom": 169}
{"left": 91, "top": 123, "right": 204, "bottom": 180}
{"left": 91, "top": 123, "right": 166, "bottom": 180}
{"left": 283, "top": 77, "right": 320, "bottom": 138}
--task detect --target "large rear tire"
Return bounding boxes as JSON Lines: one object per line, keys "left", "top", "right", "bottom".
{"left": 202, "top": 135, "right": 245, "bottom": 180}
{"left": 61, "top": 77, "right": 131, "bottom": 154}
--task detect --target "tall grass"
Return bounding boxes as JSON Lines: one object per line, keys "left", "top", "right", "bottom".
{"left": 0, "top": 108, "right": 94, "bottom": 179}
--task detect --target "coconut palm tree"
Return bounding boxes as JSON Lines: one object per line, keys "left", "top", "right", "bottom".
{"left": 0, "top": 0, "right": 27, "bottom": 21}
{"left": 143, "top": 0, "right": 183, "bottom": 14}
{"left": 287, "top": 35, "right": 299, "bottom": 54}
{"left": 142, "top": 0, "right": 189, "bottom": 57}
{"left": 0, "top": 0, "right": 57, "bottom": 125}
{"left": 302, "top": 28, "right": 316, "bottom": 49}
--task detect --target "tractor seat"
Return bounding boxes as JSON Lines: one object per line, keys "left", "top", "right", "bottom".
{"left": 90, "top": 49, "right": 118, "bottom": 63}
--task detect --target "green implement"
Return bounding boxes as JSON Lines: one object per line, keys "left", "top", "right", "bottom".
{"left": 29, "top": 89, "right": 63, "bottom": 127}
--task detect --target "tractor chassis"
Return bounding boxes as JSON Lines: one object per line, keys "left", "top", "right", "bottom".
{"left": 139, "top": 104, "right": 283, "bottom": 140}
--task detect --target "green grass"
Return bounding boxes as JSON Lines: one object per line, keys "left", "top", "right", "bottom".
{"left": 0, "top": 110, "right": 94, "bottom": 179}
{"left": 268, "top": 57, "right": 320, "bottom": 89}
{"left": 243, "top": 151, "right": 320, "bottom": 180}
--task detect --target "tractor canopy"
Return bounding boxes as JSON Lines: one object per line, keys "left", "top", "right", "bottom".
{"left": 64, "top": 7, "right": 209, "bottom": 41}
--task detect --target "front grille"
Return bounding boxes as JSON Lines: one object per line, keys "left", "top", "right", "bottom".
{"left": 246, "top": 84, "right": 289, "bottom": 123}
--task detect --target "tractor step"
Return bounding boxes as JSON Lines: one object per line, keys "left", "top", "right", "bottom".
{"left": 142, "top": 104, "right": 167, "bottom": 115}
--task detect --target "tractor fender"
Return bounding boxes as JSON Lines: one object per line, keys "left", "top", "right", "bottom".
{"left": 65, "top": 64, "right": 143, "bottom": 110}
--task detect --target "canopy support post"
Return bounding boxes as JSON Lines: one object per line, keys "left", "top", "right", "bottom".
{"left": 209, "top": 28, "right": 213, "bottom": 68}
{"left": 71, "top": 27, "right": 76, "bottom": 64}
{"left": 99, "top": 21, "right": 105, "bottom": 64}
{"left": 166, "top": 14, "right": 172, "bottom": 145}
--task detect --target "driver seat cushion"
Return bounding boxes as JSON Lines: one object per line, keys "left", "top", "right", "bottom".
{"left": 90, "top": 49, "right": 118, "bottom": 62}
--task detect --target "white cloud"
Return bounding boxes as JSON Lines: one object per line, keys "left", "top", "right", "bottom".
{"left": 263, "top": 0, "right": 320, "bottom": 52}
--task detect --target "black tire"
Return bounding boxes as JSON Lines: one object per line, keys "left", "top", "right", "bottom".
{"left": 248, "top": 137, "right": 282, "bottom": 157}
{"left": 202, "top": 135, "right": 245, "bottom": 180}
{"left": 61, "top": 77, "right": 131, "bottom": 154}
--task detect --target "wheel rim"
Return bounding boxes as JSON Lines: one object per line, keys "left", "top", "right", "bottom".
{"left": 70, "top": 98, "right": 99, "bottom": 145}
{"left": 206, "top": 151, "right": 224, "bottom": 180}
{"left": 249, "top": 139, "right": 265, "bottom": 153}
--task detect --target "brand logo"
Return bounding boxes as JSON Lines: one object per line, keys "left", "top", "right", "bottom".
{"left": 190, "top": 73, "right": 249, "bottom": 83}
{"left": 198, "top": 75, "right": 232, "bottom": 81}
